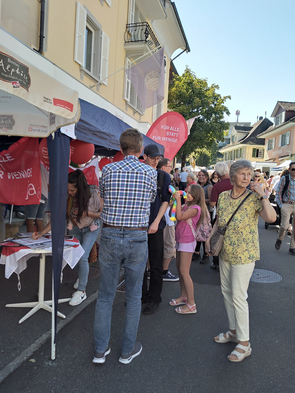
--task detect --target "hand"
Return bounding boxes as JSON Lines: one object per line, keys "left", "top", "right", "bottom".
{"left": 175, "top": 191, "right": 181, "bottom": 201}
{"left": 32, "top": 232, "right": 41, "bottom": 240}
{"left": 249, "top": 181, "right": 265, "bottom": 198}
{"left": 205, "top": 239, "right": 211, "bottom": 256}
{"left": 148, "top": 221, "right": 159, "bottom": 234}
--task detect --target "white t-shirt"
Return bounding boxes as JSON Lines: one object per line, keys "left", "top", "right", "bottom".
{"left": 164, "top": 206, "right": 174, "bottom": 227}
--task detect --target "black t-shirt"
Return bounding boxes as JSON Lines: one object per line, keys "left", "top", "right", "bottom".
{"left": 149, "top": 170, "right": 171, "bottom": 230}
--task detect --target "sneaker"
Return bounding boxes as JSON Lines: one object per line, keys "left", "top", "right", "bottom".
{"left": 289, "top": 249, "right": 295, "bottom": 256}
{"left": 119, "top": 342, "right": 142, "bottom": 364}
{"left": 287, "top": 230, "right": 292, "bottom": 236}
{"left": 69, "top": 290, "right": 87, "bottom": 306}
{"left": 73, "top": 278, "right": 79, "bottom": 290}
{"left": 93, "top": 348, "right": 111, "bottom": 364}
{"left": 200, "top": 254, "right": 210, "bottom": 264}
{"left": 163, "top": 271, "right": 179, "bottom": 282}
{"left": 275, "top": 239, "right": 282, "bottom": 250}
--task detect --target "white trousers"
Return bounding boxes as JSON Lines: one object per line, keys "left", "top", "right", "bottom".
{"left": 220, "top": 257, "right": 255, "bottom": 342}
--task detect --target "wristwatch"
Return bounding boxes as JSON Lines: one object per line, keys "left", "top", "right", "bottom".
{"left": 260, "top": 195, "right": 267, "bottom": 200}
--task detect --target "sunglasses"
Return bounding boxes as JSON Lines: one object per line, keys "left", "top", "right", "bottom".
{"left": 291, "top": 168, "right": 295, "bottom": 171}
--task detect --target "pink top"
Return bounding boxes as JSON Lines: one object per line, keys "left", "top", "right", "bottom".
{"left": 175, "top": 204, "right": 201, "bottom": 243}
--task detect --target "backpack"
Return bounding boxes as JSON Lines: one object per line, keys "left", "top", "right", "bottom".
{"left": 187, "top": 208, "right": 212, "bottom": 242}
{"left": 281, "top": 175, "right": 290, "bottom": 200}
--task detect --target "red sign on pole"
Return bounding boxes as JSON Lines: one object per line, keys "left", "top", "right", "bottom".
{"left": 146, "top": 112, "right": 188, "bottom": 160}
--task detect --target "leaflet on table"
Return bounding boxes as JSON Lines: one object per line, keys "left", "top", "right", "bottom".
{"left": 11, "top": 237, "right": 52, "bottom": 247}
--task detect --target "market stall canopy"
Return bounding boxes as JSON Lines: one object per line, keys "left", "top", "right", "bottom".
{"left": 272, "top": 159, "right": 292, "bottom": 171}
{"left": 74, "top": 99, "right": 164, "bottom": 157}
{"left": 0, "top": 43, "right": 80, "bottom": 137}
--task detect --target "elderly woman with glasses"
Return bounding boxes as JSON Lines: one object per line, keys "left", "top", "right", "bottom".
{"left": 206, "top": 160, "right": 276, "bottom": 363}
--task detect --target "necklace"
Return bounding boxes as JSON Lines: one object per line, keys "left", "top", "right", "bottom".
{"left": 230, "top": 189, "right": 247, "bottom": 200}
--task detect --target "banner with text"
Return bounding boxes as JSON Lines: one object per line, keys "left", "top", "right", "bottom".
{"left": 146, "top": 112, "right": 188, "bottom": 161}
{"left": 0, "top": 137, "right": 41, "bottom": 205}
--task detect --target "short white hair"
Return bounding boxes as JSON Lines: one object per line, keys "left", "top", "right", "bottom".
{"left": 187, "top": 172, "right": 195, "bottom": 181}
{"left": 215, "top": 162, "right": 229, "bottom": 176}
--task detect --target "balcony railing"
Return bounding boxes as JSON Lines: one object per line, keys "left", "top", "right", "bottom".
{"left": 124, "top": 22, "right": 160, "bottom": 52}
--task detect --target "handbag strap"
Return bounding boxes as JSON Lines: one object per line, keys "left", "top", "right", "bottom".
{"left": 223, "top": 191, "right": 252, "bottom": 232}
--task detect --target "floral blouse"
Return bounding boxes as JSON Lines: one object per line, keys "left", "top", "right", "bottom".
{"left": 216, "top": 190, "right": 263, "bottom": 265}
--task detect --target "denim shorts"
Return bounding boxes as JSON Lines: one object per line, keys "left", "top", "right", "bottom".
{"left": 24, "top": 195, "right": 47, "bottom": 220}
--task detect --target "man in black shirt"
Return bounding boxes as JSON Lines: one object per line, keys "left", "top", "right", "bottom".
{"left": 142, "top": 145, "right": 171, "bottom": 315}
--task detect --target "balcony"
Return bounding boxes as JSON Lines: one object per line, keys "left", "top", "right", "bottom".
{"left": 124, "top": 22, "right": 160, "bottom": 57}
{"left": 136, "top": 0, "right": 167, "bottom": 20}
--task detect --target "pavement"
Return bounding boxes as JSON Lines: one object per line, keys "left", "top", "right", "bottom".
{"left": 0, "top": 219, "right": 295, "bottom": 393}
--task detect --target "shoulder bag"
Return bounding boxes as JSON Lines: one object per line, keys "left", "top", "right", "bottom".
{"left": 210, "top": 192, "right": 252, "bottom": 256}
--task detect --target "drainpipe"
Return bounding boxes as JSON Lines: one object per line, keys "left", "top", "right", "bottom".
{"left": 38, "top": 0, "right": 45, "bottom": 54}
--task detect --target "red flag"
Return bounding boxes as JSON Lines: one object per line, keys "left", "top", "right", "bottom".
{"left": 69, "top": 157, "right": 99, "bottom": 186}
{"left": 125, "top": 48, "right": 165, "bottom": 109}
{"left": 146, "top": 112, "right": 188, "bottom": 161}
{"left": 0, "top": 137, "right": 41, "bottom": 205}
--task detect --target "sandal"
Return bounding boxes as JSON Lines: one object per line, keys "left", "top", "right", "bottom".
{"left": 169, "top": 296, "right": 187, "bottom": 306}
{"left": 175, "top": 303, "right": 197, "bottom": 314}
{"left": 214, "top": 331, "right": 238, "bottom": 344}
{"left": 228, "top": 343, "right": 252, "bottom": 363}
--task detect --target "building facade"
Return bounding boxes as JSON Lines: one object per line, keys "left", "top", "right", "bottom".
{"left": 0, "top": 0, "right": 189, "bottom": 136}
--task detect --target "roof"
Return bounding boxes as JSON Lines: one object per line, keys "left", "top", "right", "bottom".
{"left": 219, "top": 118, "right": 273, "bottom": 150}
{"left": 271, "top": 101, "right": 295, "bottom": 117}
{"left": 233, "top": 126, "right": 252, "bottom": 133}
{"left": 258, "top": 115, "right": 295, "bottom": 138}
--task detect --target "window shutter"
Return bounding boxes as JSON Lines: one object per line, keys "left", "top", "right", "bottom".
{"left": 74, "top": 2, "right": 86, "bottom": 66}
{"left": 105, "top": 0, "right": 111, "bottom": 6}
{"left": 262, "top": 149, "right": 264, "bottom": 159}
{"left": 240, "top": 148, "right": 242, "bottom": 157}
{"left": 252, "top": 148, "right": 256, "bottom": 158}
{"left": 128, "top": 0, "right": 135, "bottom": 23}
{"left": 124, "top": 58, "right": 131, "bottom": 101}
{"left": 286, "top": 131, "right": 290, "bottom": 145}
{"left": 100, "top": 32, "right": 109, "bottom": 85}
{"left": 279, "top": 134, "right": 282, "bottom": 147}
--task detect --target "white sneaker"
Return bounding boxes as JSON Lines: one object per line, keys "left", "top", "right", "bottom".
{"left": 73, "top": 278, "right": 79, "bottom": 290}
{"left": 69, "top": 290, "right": 87, "bottom": 306}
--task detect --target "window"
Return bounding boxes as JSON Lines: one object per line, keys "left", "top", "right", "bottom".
{"left": 124, "top": 58, "right": 144, "bottom": 114}
{"left": 252, "top": 148, "right": 264, "bottom": 159}
{"left": 274, "top": 112, "right": 284, "bottom": 126}
{"left": 74, "top": 2, "right": 109, "bottom": 84}
{"left": 279, "top": 131, "right": 290, "bottom": 147}
{"left": 267, "top": 137, "right": 275, "bottom": 151}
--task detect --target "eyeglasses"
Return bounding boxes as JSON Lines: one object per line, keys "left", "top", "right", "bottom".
{"left": 291, "top": 168, "right": 295, "bottom": 171}
{"left": 255, "top": 175, "right": 260, "bottom": 178}
{"left": 148, "top": 155, "right": 161, "bottom": 161}
{"left": 165, "top": 165, "right": 172, "bottom": 168}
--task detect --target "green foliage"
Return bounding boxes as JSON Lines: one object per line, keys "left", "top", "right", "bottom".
{"left": 168, "top": 67, "right": 231, "bottom": 166}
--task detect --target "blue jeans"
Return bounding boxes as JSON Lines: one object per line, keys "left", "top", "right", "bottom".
{"left": 69, "top": 224, "right": 100, "bottom": 291}
{"left": 94, "top": 227, "right": 148, "bottom": 355}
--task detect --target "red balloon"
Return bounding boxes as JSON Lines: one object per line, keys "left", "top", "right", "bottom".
{"left": 99, "top": 157, "right": 110, "bottom": 170}
{"left": 70, "top": 140, "right": 94, "bottom": 165}
{"left": 113, "top": 151, "right": 124, "bottom": 162}
{"left": 39, "top": 138, "right": 50, "bottom": 168}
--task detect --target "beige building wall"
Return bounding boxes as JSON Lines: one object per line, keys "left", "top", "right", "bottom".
{"left": 45, "top": 0, "right": 169, "bottom": 125}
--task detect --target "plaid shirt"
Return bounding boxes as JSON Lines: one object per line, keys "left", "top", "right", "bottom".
{"left": 276, "top": 174, "right": 295, "bottom": 208}
{"left": 100, "top": 155, "right": 157, "bottom": 227}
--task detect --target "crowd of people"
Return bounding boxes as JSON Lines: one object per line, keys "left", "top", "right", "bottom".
{"left": 25, "top": 130, "right": 295, "bottom": 365}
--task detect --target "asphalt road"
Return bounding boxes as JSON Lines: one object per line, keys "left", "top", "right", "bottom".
{"left": 0, "top": 219, "right": 294, "bottom": 393}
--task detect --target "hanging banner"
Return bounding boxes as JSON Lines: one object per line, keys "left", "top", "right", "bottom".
{"left": 146, "top": 112, "right": 188, "bottom": 160}
{"left": 0, "top": 137, "right": 41, "bottom": 205}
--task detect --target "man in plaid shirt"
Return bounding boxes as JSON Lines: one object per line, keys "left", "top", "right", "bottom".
{"left": 93, "top": 129, "right": 157, "bottom": 365}
{"left": 275, "top": 161, "right": 295, "bottom": 255}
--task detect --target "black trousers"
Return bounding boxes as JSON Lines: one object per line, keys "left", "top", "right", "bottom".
{"left": 142, "top": 229, "right": 164, "bottom": 304}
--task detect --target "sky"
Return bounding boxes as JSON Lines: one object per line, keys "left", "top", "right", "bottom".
{"left": 172, "top": 0, "right": 295, "bottom": 126}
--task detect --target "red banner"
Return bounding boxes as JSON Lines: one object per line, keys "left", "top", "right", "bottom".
{"left": 146, "top": 112, "right": 188, "bottom": 160}
{"left": 0, "top": 137, "right": 41, "bottom": 205}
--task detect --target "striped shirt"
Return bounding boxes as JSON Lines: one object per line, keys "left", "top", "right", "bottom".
{"left": 100, "top": 155, "right": 157, "bottom": 227}
{"left": 275, "top": 174, "right": 295, "bottom": 208}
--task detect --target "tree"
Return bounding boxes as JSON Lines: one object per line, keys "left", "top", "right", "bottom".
{"left": 168, "top": 67, "right": 230, "bottom": 167}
